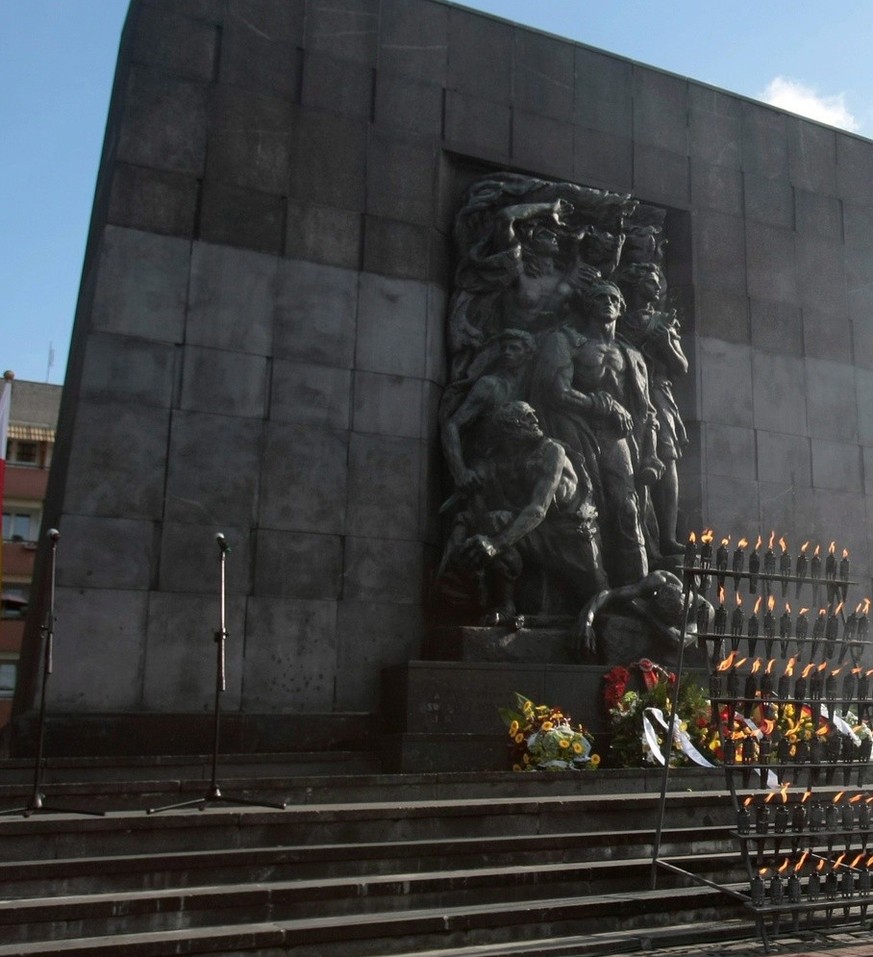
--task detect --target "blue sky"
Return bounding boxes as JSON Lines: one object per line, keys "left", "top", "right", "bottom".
{"left": 2, "top": 0, "right": 872, "bottom": 385}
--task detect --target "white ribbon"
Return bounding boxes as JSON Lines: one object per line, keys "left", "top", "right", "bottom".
{"left": 732, "top": 715, "right": 779, "bottom": 787}
{"left": 643, "top": 707, "right": 716, "bottom": 768}
{"left": 832, "top": 710, "right": 862, "bottom": 745}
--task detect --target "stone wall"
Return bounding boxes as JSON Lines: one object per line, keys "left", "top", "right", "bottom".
{"left": 15, "top": 0, "right": 873, "bottom": 735}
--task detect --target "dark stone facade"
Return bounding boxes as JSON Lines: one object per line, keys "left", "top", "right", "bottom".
{"left": 13, "top": 0, "right": 873, "bottom": 751}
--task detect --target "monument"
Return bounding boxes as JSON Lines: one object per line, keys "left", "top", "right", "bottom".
{"left": 10, "top": 0, "right": 873, "bottom": 769}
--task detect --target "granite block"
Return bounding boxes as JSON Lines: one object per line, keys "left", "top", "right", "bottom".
{"left": 810, "top": 489, "right": 868, "bottom": 560}
{"left": 745, "top": 222, "right": 797, "bottom": 305}
{"left": 688, "top": 109, "right": 740, "bottom": 169}
{"left": 117, "top": 68, "right": 209, "bottom": 176}
{"left": 802, "top": 308, "right": 852, "bottom": 364}
{"left": 301, "top": 51, "right": 373, "bottom": 119}
{"left": 419, "top": 439, "right": 445, "bottom": 547}
{"left": 48, "top": 589, "right": 149, "bottom": 711}
{"left": 698, "top": 338, "right": 753, "bottom": 427}
{"left": 864, "top": 448, "right": 873, "bottom": 494}
{"left": 335, "top": 600, "right": 423, "bottom": 710}
{"left": 444, "top": 90, "right": 511, "bottom": 159}
{"left": 64, "top": 401, "right": 170, "bottom": 520}
{"left": 795, "top": 190, "right": 843, "bottom": 241}
{"left": 270, "top": 359, "right": 351, "bottom": 430}
{"left": 343, "top": 536, "right": 425, "bottom": 604}
{"left": 130, "top": 6, "right": 218, "bottom": 81}
{"left": 305, "top": 0, "right": 378, "bottom": 65}
{"left": 198, "top": 181, "right": 286, "bottom": 256}
{"left": 225, "top": 0, "right": 304, "bottom": 41}
{"left": 743, "top": 171, "right": 794, "bottom": 229}
{"left": 811, "top": 439, "right": 863, "bottom": 492}
{"left": 285, "top": 201, "right": 362, "bottom": 270}
{"left": 845, "top": 243, "right": 873, "bottom": 317}
{"left": 788, "top": 118, "right": 836, "bottom": 195}
{"left": 242, "top": 597, "right": 339, "bottom": 710}
{"left": 632, "top": 66, "right": 687, "bottom": 153}
{"left": 703, "top": 423, "right": 756, "bottom": 480}
{"left": 378, "top": 0, "right": 448, "bottom": 83}
{"left": 179, "top": 345, "right": 267, "bottom": 419}
{"left": 420, "top": 380, "right": 442, "bottom": 445}
{"left": 796, "top": 235, "right": 847, "bottom": 316}
{"left": 425, "top": 284, "right": 448, "bottom": 385}
{"left": 355, "top": 273, "right": 429, "bottom": 378}
{"left": 741, "top": 103, "right": 788, "bottom": 179}
{"left": 752, "top": 352, "right": 807, "bottom": 436}
{"left": 289, "top": 109, "right": 367, "bottom": 211}
{"left": 56, "top": 515, "right": 155, "bottom": 590}
{"left": 186, "top": 242, "right": 277, "bottom": 355}
{"left": 573, "top": 127, "right": 633, "bottom": 191}
{"left": 374, "top": 73, "right": 443, "bottom": 138}
{"left": 851, "top": 320, "right": 873, "bottom": 371}
{"left": 688, "top": 85, "right": 742, "bottom": 119}
{"left": 366, "top": 130, "right": 437, "bottom": 227}
{"left": 219, "top": 15, "right": 302, "bottom": 98}
{"left": 362, "top": 216, "right": 430, "bottom": 281}
{"left": 511, "top": 110, "right": 574, "bottom": 181}
{"left": 512, "top": 28, "right": 574, "bottom": 121}
{"left": 164, "top": 410, "right": 262, "bottom": 526}
{"left": 108, "top": 163, "right": 198, "bottom": 238}
{"left": 143, "top": 593, "right": 246, "bottom": 710}
{"left": 633, "top": 144, "right": 689, "bottom": 206}
{"left": 158, "top": 522, "right": 252, "bottom": 595}
{"left": 694, "top": 210, "right": 746, "bottom": 295}
{"left": 273, "top": 259, "right": 357, "bottom": 367}
{"left": 353, "top": 370, "right": 424, "bottom": 438}
{"left": 259, "top": 422, "right": 349, "bottom": 534}
{"left": 690, "top": 160, "right": 743, "bottom": 216}
{"left": 695, "top": 288, "right": 749, "bottom": 344}
{"left": 447, "top": 7, "right": 512, "bottom": 103}
{"left": 574, "top": 47, "right": 632, "bottom": 137}
{"left": 206, "top": 85, "right": 292, "bottom": 194}
{"left": 80, "top": 333, "right": 178, "bottom": 407}
{"left": 749, "top": 299, "right": 803, "bottom": 356}
{"left": 857, "top": 368, "right": 873, "bottom": 445}
{"left": 755, "top": 429, "right": 812, "bottom": 486}
{"left": 253, "top": 529, "right": 343, "bottom": 600}
{"left": 700, "top": 475, "right": 760, "bottom": 541}
{"left": 140, "top": 0, "right": 224, "bottom": 19}
{"left": 836, "top": 133, "right": 873, "bottom": 206}
{"left": 757, "top": 482, "right": 817, "bottom": 547}
{"left": 91, "top": 226, "right": 189, "bottom": 343}
{"left": 843, "top": 201, "right": 873, "bottom": 249}
{"left": 805, "top": 357, "right": 859, "bottom": 442}
{"left": 346, "top": 433, "right": 421, "bottom": 539}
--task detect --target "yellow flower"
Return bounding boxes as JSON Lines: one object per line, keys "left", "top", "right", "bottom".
{"left": 523, "top": 753, "right": 530, "bottom": 764}
{"left": 512, "top": 764, "right": 523, "bottom": 772}
{"left": 514, "top": 733, "right": 524, "bottom": 744}
{"left": 541, "top": 721, "right": 554, "bottom": 731}
{"left": 572, "top": 741, "right": 583, "bottom": 754}
{"left": 559, "top": 739, "right": 570, "bottom": 749}
{"left": 508, "top": 720, "right": 519, "bottom": 736}
{"left": 589, "top": 753, "right": 601, "bottom": 766}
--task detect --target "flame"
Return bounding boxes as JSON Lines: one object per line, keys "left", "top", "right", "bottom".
{"left": 784, "top": 602, "right": 791, "bottom": 614}
{"left": 800, "top": 607, "right": 809, "bottom": 616}
{"left": 767, "top": 595, "right": 775, "bottom": 612}
{"left": 751, "top": 658, "right": 762, "bottom": 675}
{"left": 851, "top": 794, "right": 863, "bottom": 804}
{"left": 718, "top": 585, "right": 725, "bottom": 605}
{"left": 755, "top": 535, "right": 763, "bottom": 550}
{"left": 765, "top": 790, "right": 776, "bottom": 804}
{"left": 835, "top": 852, "right": 847, "bottom": 869}
{"left": 834, "top": 791, "right": 845, "bottom": 805}
{"left": 829, "top": 541, "right": 836, "bottom": 555}
{"left": 801, "top": 541, "right": 809, "bottom": 554}
{"left": 753, "top": 596, "right": 762, "bottom": 615}
{"left": 817, "top": 859, "right": 826, "bottom": 872}
{"left": 857, "top": 602, "right": 864, "bottom": 614}
{"left": 778, "top": 858, "right": 790, "bottom": 874}
{"left": 802, "top": 790, "right": 812, "bottom": 804}
{"left": 721, "top": 536, "right": 730, "bottom": 547}
{"left": 818, "top": 661, "right": 828, "bottom": 674}
{"left": 816, "top": 723, "right": 830, "bottom": 736}
{"left": 759, "top": 866, "right": 769, "bottom": 877}
{"left": 744, "top": 796, "right": 753, "bottom": 807}
{"left": 701, "top": 529, "right": 714, "bottom": 545}
{"left": 779, "top": 536, "right": 788, "bottom": 553}
{"left": 843, "top": 549, "right": 849, "bottom": 559}
{"left": 831, "top": 667, "right": 843, "bottom": 679}
{"left": 852, "top": 852, "right": 865, "bottom": 868}
{"left": 784, "top": 658, "right": 796, "bottom": 677}
{"left": 819, "top": 608, "right": 827, "bottom": 618}
{"left": 766, "top": 659, "right": 776, "bottom": 675}
{"left": 768, "top": 531, "right": 776, "bottom": 550}
{"left": 835, "top": 601, "right": 845, "bottom": 616}
{"left": 736, "top": 592, "right": 743, "bottom": 607}
{"left": 864, "top": 599, "right": 871, "bottom": 615}
{"left": 689, "top": 532, "right": 697, "bottom": 544}
{"left": 867, "top": 854, "right": 873, "bottom": 867}
{"left": 814, "top": 544, "right": 821, "bottom": 557}
{"left": 867, "top": 669, "right": 873, "bottom": 678}
{"left": 780, "top": 782, "right": 790, "bottom": 803}
{"left": 802, "top": 663, "right": 816, "bottom": 678}
{"left": 796, "top": 851, "right": 809, "bottom": 872}
{"left": 854, "top": 667, "right": 863, "bottom": 676}
{"left": 737, "top": 537, "right": 749, "bottom": 549}
{"left": 718, "top": 652, "right": 736, "bottom": 672}
{"left": 735, "top": 657, "right": 748, "bottom": 668}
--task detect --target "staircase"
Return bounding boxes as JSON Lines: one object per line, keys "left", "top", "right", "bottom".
{"left": 0, "top": 759, "right": 762, "bottom": 956}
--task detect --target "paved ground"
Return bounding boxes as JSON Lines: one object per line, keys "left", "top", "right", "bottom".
{"left": 626, "top": 929, "right": 873, "bottom": 956}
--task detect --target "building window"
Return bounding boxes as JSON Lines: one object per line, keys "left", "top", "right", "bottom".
{"left": 2, "top": 509, "right": 40, "bottom": 543}
{"left": 7, "top": 440, "right": 39, "bottom": 466}
{"left": 0, "top": 663, "right": 17, "bottom": 697}
{"left": 1, "top": 586, "right": 29, "bottom": 619}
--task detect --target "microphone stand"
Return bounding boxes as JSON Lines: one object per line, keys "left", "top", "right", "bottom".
{"left": 0, "top": 529, "right": 104, "bottom": 817}
{"left": 147, "top": 534, "right": 285, "bottom": 814}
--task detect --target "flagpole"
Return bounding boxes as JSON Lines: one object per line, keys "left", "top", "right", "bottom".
{"left": 0, "top": 371, "right": 13, "bottom": 605}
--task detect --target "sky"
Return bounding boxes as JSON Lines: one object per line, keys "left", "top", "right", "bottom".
{"left": 2, "top": 0, "right": 873, "bottom": 386}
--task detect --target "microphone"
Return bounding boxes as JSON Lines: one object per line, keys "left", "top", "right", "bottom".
{"left": 47, "top": 528, "right": 60, "bottom": 542}
{"left": 215, "top": 533, "right": 229, "bottom": 553}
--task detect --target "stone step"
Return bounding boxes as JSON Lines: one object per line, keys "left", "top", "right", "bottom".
{"left": 0, "top": 886, "right": 749, "bottom": 956}
{"left": 0, "top": 792, "right": 739, "bottom": 861}
{"left": 0, "top": 826, "right": 738, "bottom": 898}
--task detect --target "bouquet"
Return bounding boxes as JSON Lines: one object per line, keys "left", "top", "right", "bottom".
{"left": 500, "top": 692, "right": 599, "bottom": 771}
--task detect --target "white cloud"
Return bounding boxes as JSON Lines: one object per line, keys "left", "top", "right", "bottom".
{"left": 760, "top": 76, "right": 860, "bottom": 132}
